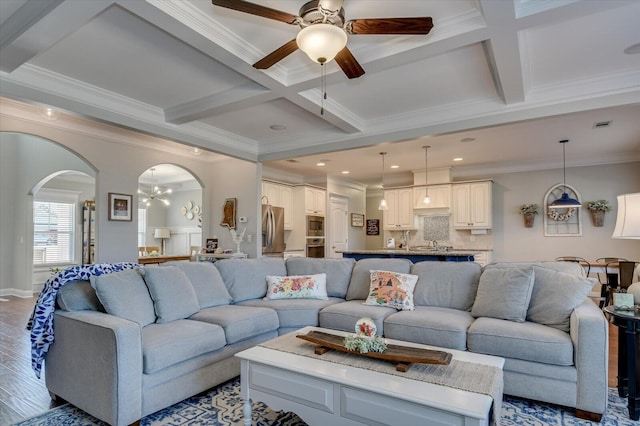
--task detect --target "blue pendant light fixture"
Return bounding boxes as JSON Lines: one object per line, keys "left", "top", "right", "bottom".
{"left": 549, "top": 139, "right": 582, "bottom": 209}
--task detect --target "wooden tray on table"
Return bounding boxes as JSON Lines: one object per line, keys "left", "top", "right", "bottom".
{"left": 296, "top": 330, "right": 452, "bottom": 372}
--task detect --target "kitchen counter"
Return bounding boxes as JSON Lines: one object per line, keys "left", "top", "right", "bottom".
{"left": 338, "top": 249, "right": 481, "bottom": 262}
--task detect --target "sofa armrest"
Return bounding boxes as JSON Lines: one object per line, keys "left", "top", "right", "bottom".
{"left": 45, "top": 310, "right": 143, "bottom": 426}
{"left": 570, "top": 299, "right": 609, "bottom": 415}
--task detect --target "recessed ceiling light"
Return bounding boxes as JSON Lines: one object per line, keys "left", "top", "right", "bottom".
{"left": 316, "top": 162, "right": 326, "bottom": 166}
{"left": 285, "top": 159, "right": 299, "bottom": 163}
{"left": 341, "top": 171, "right": 350, "bottom": 174}
{"left": 624, "top": 42, "right": 640, "bottom": 55}
{"left": 453, "top": 157, "right": 463, "bottom": 162}
{"left": 41, "top": 108, "right": 59, "bottom": 120}
{"left": 192, "top": 147, "right": 202, "bottom": 156}
{"left": 390, "top": 165, "right": 399, "bottom": 169}
{"left": 269, "top": 124, "right": 287, "bottom": 131}
{"left": 460, "top": 137, "right": 475, "bottom": 143}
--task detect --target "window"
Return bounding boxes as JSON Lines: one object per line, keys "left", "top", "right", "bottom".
{"left": 33, "top": 201, "right": 75, "bottom": 265}
{"left": 138, "top": 208, "right": 147, "bottom": 247}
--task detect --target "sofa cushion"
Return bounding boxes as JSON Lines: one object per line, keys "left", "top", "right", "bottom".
{"left": 141, "top": 267, "right": 200, "bottom": 324}
{"left": 239, "top": 297, "right": 343, "bottom": 329}
{"left": 319, "top": 300, "right": 396, "bottom": 335}
{"left": 527, "top": 266, "right": 595, "bottom": 332}
{"left": 141, "top": 320, "right": 226, "bottom": 374}
{"left": 364, "top": 270, "right": 418, "bottom": 310}
{"left": 384, "top": 306, "right": 474, "bottom": 351}
{"left": 471, "top": 267, "right": 535, "bottom": 322}
{"left": 215, "top": 257, "right": 286, "bottom": 302}
{"left": 285, "top": 257, "right": 356, "bottom": 298}
{"left": 189, "top": 305, "right": 279, "bottom": 344}
{"left": 264, "top": 274, "right": 328, "bottom": 300}
{"left": 346, "top": 258, "right": 413, "bottom": 301}
{"left": 485, "top": 261, "right": 585, "bottom": 277}
{"left": 90, "top": 269, "right": 156, "bottom": 327}
{"left": 468, "top": 317, "right": 574, "bottom": 366}
{"left": 170, "top": 262, "right": 232, "bottom": 308}
{"left": 56, "top": 280, "right": 103, "bottom": 312}
{"left": 410, "top": 262, "right": 481, "bottom": 310}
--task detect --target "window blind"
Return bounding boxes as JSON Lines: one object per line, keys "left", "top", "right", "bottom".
{"left": 33, "top": 201, "right": 74, "bottom": 265}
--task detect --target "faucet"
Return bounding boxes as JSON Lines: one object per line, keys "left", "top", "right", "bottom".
{"left": 431, "top": 240, "right": 438, "bottom": 249}
{"left": 403, "top": 230, "right": 411, "bottom": 251}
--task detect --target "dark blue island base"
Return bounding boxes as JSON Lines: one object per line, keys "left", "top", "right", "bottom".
{"left": 341, "top": 251, "right": 475, "bottom": 263}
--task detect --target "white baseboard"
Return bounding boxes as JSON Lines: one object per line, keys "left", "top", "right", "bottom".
{"left": 0, "top": 288, "right": 35, "bottom": 298}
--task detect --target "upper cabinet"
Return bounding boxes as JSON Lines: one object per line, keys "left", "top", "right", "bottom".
{"left": 413, "top": 184, "right": 451, "bottom": 209}
{"left": 383, "top": 188, "right": 416, "bottom": 229}
{"left": 262, "top": 181, "right": 293, "bottom": 229}
{"left": 452, "top": 181, "right": 492, "bottom": 229}
{"left": 304, "top": 186, "right": 326, "bottom": 216}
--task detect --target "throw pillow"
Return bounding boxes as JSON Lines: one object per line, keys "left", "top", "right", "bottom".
{"left": 471, "top": 267, "right": 535, "bottom": 322}
{"left": 140, "top": 266, "right": 200, "bottom": 324}
{"left": 527, "top": 266, "right": 595, "bottom": 332}
{"left": 264, "top": 274, "right": 328, "bottom": 300}
{"left": 90, "top": 269, "right": 156, "bottom": 327}
{"left": 364, "top": 270, "right": 418, "bottom": 311}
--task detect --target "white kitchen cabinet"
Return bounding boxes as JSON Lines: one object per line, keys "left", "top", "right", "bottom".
{"left": 413, "top": 184, "right": 451, "bottom": 209}
{"left": 262, "top": 181, "right": 294, "bottom": 230}
{"left": 383, "top": 188, "right": 416, "bottom": 229}
{"left": 452, "top": 181, "right": 492, "bottom": 229}
{"left": 304, "top": 186, "right": 326, "bottom": 216}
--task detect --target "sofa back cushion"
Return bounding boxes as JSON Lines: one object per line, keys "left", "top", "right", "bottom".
{"left": 471, "top": 267, "right": 535, "bottom": 322}
{"left": 56, "top": 280, "right": 103, "bottom": 312}
{"left": 90, "top": 269, "right": 156, "bottom": 327}
{"left": 170, "top": 262, "right": 232, "bottom": 308}
{"left": 486, "top": 261, "right": 585, "bottom": 277}
{"left": 410, "top": 262, "right": 482, "bottom": 310}
{"left": 141, "top": 267, "right": 200, "bottom": 324}
{"left": 215, "top": 257, "right": 286, "bottom": 302}
{"left": 285, "top": 257, "right": 356, "bottom": 298}
{"left": 346, "top": 258, "right": 412, "bottom": 301}
{"left": 526, "top": 265, "right": 595, "bottom": 332}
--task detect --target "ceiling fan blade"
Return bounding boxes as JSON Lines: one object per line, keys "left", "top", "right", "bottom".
{"left": 253, "top": 39, "right": 299, "bottom": 69}
{"left": 212, "top": 0, "right": 298, "bottom": 24}
{"left": 335, "top": 47, "right": 365, "bottom": 79}
{"left": 346, "top": 17, "right": 434, "bottom": 35}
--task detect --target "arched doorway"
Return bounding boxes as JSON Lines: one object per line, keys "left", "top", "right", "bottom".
{"left": 138, "top": 164, "right": 203, "bottom": 256}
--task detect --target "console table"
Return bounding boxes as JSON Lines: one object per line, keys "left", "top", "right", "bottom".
{"left": 196, "top": 252, "right": 247, "bottom": 262}
{"left": 603, "top": 305, "right": 640, "bottom": 420}
{"left": 138, "top": 255, "right": 191, "bottom": 264}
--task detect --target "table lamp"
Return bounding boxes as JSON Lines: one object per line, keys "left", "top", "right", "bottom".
{"left": 612, "top": 193, "right": 640, "bottom": 304}
{"left": 154, "top": 228, "right": 171, "bottom": 255}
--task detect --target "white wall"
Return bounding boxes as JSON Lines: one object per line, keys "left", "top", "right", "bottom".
{"left": 0, "top": 107, "right": 259, "bottom": 295}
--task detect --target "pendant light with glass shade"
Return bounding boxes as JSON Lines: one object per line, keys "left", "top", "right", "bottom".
{"left": 549, "top": 139, "right": 581, "bottom": 208}
{"left": 378, "top": 152, "right": 389, "bottom": 210}
{"left": 423, "top": 145, "right": 431, "bottom": 205}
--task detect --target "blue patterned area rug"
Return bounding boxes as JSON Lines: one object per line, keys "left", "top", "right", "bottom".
{"left": 13, "top": 378, "right": 636, "bottom": 426}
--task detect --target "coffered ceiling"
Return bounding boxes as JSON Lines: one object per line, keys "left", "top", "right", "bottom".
{"left": 1, "top": 0, "right": 639, "bottom": 184}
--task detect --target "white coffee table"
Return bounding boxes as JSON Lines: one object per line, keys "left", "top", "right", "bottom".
{"left": 235, "top": 326, "right": 504, "bottom": 426}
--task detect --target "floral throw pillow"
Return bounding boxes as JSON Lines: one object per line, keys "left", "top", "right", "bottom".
{"left": 364, "top": 270, "right": 418, "bottom": 310}
{"left": 264, "top": 274, "right": 328, "bottom": 300}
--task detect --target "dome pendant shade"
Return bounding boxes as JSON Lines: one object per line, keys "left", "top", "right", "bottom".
{"left": 296, "top": 24, "right": 347, "bottom": 64}
{"left": 549, "top": 139, "right": 581, "bottom": 209}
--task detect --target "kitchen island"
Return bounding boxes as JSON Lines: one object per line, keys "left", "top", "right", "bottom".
{"left": 338, "top": 249, "right": 480, "bottom": 263}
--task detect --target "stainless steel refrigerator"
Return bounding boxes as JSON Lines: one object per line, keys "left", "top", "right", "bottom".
{"left": 262, "top": 204, "right": 285, "bottom": 257}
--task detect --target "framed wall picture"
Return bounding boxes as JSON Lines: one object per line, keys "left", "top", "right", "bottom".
{"left": 205, "top": 238, "right": 219, "bottom": 253}
{"left": 108, "top": 193, "right": 132, "bottom": 221}
{"left": 220, "top": 198, "right": 237, "bottom": 229}
{"left": 351, "top": 213, "right": 364, "bottom": 227}
{"left": 366, "top": 219, "right": 380, "bottom": 235}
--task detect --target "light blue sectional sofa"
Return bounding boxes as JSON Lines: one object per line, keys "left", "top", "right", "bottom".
{"left": 44, "top": 257, "right": 608, "bottom": 425}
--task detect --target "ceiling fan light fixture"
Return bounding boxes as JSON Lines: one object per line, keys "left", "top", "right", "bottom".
{"left": 296, "top": 23, "right": 347, "bottom": 64}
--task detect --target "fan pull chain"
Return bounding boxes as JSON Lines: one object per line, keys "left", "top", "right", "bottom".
{"left": 320, "top": 62, "right": 327, "bottom": 115}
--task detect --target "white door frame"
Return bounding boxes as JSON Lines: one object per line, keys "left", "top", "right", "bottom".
{"left": 328, "top": 194, "right": 349, "bottom": 258}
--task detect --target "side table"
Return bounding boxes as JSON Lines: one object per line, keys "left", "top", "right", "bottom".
{"left": 603, "top": 305, "right": 640, "bottom": 420}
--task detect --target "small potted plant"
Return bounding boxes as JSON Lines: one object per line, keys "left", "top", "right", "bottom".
{"left": 586, "top": 200, "right": 611, "bottom": 227}
{"left": 519, "top": 204, "right": 539, "bottom": 228}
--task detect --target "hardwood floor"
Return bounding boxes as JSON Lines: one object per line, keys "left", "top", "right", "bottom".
{"left": 0, "top": 296, "right": 621, "bottom": 424}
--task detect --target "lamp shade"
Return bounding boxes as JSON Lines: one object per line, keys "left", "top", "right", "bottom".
{"left": 612, "top": 192, "right": 640, "bottom": 239}
{"left": 549, "top": 192, "right": 582, "bottom": 208}
{"left": 154, "top": 228, "right": 171, "bottom": 239}
{"left": 296, "top": 24, "right": 347, "bottom": 64}
{"left": 378, "top": 198, "right": 389, "bottom": 211}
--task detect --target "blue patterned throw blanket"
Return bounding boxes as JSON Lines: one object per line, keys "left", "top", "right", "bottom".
{"left": 26, "top": 263, "right": 140, "bottom": 378}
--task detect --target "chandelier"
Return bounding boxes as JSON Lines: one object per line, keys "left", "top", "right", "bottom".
{"left": 138, "top": 168, "right": 171, "bottom": 206}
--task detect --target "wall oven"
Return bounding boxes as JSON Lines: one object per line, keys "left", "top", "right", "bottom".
{"left": 306, "top": 215, "right": 324, "bottom": 237}
{"left": 306, "top": 238, "right": 325, "bottom": 258}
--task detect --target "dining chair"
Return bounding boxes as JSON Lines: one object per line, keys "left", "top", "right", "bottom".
{"left": 618, "top": 261, "right": 637, "bottom": 292}
{"left": 555, "top": 256, "right": 590, "bottom": 276}
{"left": 596, "top": 257, "right": 629, "bottom": 306}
